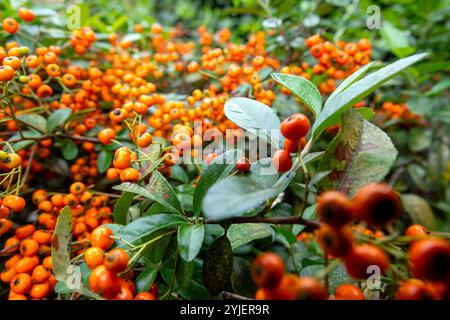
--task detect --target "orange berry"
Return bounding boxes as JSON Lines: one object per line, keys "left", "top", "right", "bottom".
{"left": 90, "top": 226, "right": 114, "bottom": 250}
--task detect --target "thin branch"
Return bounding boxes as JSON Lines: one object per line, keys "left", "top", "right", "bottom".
{"left": 205, "top": 216, "right": 320, "bottom": 228}
{"left": 221, "top": 291, "right": 252, "bottom": 300}
{"left": 19, "top": 142, "right": 37, "bottom": 190}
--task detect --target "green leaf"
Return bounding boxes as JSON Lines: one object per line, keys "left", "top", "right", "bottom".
{"left": 135, "top": 268, "right": 157, "bottom": 293}
{"left": 52, "top": 206, "right": 103, "bottom": 300}
{"left": 17, "top": 114, "right": 47, "bottom": 133}
{"left": 202, "top": 174, "right": 292, "bottom": 220}
{"left": 52, "top": 206, "right": 73, "bottom": 281}
{"left": 97, "top": 150, "right": 113, "bottom": 174}
{"left": 313, "top": 53, "right": 429, "bottom": 139}
{"left": 193, "top": 149, "right": 242, "bottom": 217}
{"left": 115, "top": 214, "right": 184, "bottom": 246}
{"left": 408, "top": 127, "right": 431, "bottom": 152}
{"left": 113, "top": 192, "right": 134, "bottom": 225}
{"left": 114, "top": 171, "right": 183, "bottom": 215}
{"left": 380, "top": 22, "right": 415, "bottom": 58}
{"left": 178, "top": 223, "right": 205, "bottom": 262}
{"left": 170, "top": 165, "right": 189, "bottom": 183}
{"left": 249, "top": 157, "right": 278, "bottom": 188}
{"left": 293, "top": 204, "right": 317, "bottom": 235}
{"left": 202, "top": 235, "right": 233, "bottom": 295}
{"left": 231, "top": 257, "right": 255, "bottom": 298}
{"left": 325, "top": 62, "right": 375, "bottom": 105}
{"left": 303, "top": 151, "right": 325, "bottom": 164}
{"left": 356, "top": 107, "right": 375, "bottom": 120}
{"left": 144, "top": 201, "right": 172, "bottom": 216}
{"left": 10, "top": 130, "right": 42, "bottom": 151}
{"left": 426, "top": 79, "right": 450, "bottom": 96}
{"left": 271, "top": 73, "right": 322, "bottom": 116}
{"left": 111, "top": 15, "right": 128, "bottom": 31}
{"left": 224, "top": 97, "right": 282, "bottom": 148}
{"left": 401, "top": 194, "right": 436, "bottom": 229}
{"left": 318, "top": 109, "right": 397, "bottom": 196}
{"left": 46, "top": 108, "right": 72, "bottom": 132}
{"left": 61, "top": 140, "right": 78, "bottom": 160}
{"left": 177, "top": 260, "right": 194, "bottom": 288}
{"left": 227, "top": 223, "right": 272, "bottom": 250}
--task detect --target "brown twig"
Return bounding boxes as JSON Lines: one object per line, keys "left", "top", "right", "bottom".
{"left": 221, "top": 291, "right": 253, "bottom": 300}
{"left": 2, "top": 133, "right": 101, "bottom": 145}
{"left": 205, "top": 216, "right": 320, "bottom": 228}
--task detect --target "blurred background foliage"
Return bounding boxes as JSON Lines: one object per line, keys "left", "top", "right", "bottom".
{"left": 1, "top": 0, "right": 449, "bottom": 229}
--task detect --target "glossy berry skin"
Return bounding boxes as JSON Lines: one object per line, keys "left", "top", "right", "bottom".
{"left": 252, "top": 252, "right": 284, "bottom": 289}
{"left": 84, "top": 246, "right": 104, "bottom": 269}
{"left": 334, "top": 284, "right": 365, "bottom": 300}
{"left": 98, "top": 128, "right": 116, "bottom": 145}
{"left": 89, "top": 265, "right": 121, "bottom": 299}
{"left": 90, "top": 227, "right": 114, "bottom": 250}
{"left": 254, "top": 288, "right": 272, "bottom": 300}
{"left": 280, "top": 113, "right": 311, "bottom": 140}
{"left": 344, "top": 244, "right": 390, "bottom": 279}
{"left": 136, "top": 132, "right": 153, "bottom": 148}
{"left": 134, "top": 292, "right": 156, "bottom": 300}
{"left": 270, "top": 274, "right": 302, "bottom": 300}
{"left": 114, "top": 286, "right": 134, "bottom": 300}
{"left": 396, "top": 279, "right": 441, "bottom": 300}
{"left": 353, "top": 183, "right": 402, "bottom": 228}
{"left": 405, "top": 224, "right": 430, "bottom": 238}
{"left": 2, "top": 195, "right": 26, "bottom": 212}
{"left": 408, "top": 238, "right": 450, "bottom": 282}
{"left": 295, "top": 277, "right": 328, "bottom": 300}
{"left": 19, "top": 239, "right": 39, "bottom": 257}
{"left": 283, "top": 138, "right": 301, "bottom": 154}
{"left": 0, "top": 65, "right": 15, "bottom": 82}
{"left": 317, "top": 191, "right": 353, "bottom": 227}
{"left": 30, "top": 282, "right": 51, "bottom": 299}
{"left": 272, "top": 150, "right": 292, "bottom": 173}
{"left": 271, "top": 275, "right": 327, "bottom": 300}
{"left": 104, "top": 248, "right": 129, "bottom": 273}
{"left": 10, "top": 273, "right": 32, "bottom": 294}
{"left": 235, "top": 157, "right": 251, "bottom": 173}
{"left": 2, "top": 18, "right": 19, "bottom": 34}
{"left": 317, "top": 224, "right": 353, "bottom": 257}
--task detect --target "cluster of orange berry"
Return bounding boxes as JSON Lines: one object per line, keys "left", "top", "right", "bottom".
{"left": 0, "top": 150, "right": 25, "bottom": 234}
{"left": 69, "top": 27, "right": 96, "bottom": 55}
{"left": 0, "top": 181, "right": 115, "bottom": 300}
{"left": 256, "top": 183, "right": 450, "bottom": 300}
{"left": 396, "top": 225, "right": 450, "bottom": 299}
{"left": 271, "top": 113, "right": 310, "bottom": 172}
{"left": 105, "top": 147, "right": 140, "bottom": 183}
{"left": 253, "top": 252, "right": 368, "bottom": 300}
{"left": 1, "top": 8, "right": 34, "bottom": 36}
{"left": 315, "top": 184, "right": 399, "bottom": 279}
{"left": 69, "top": 156, "right": 99, "bottom": 184}
{"left": 85, "top": 226, "right": 158, "bottom": 300}
{"left": 0, "top": 224, "right": 55, "bottom": 300}
{"left": 33, "top": 182, "right": 113, "bottom": 237}
{"left": 378, "top": 101, "right": 421, "bottom": 122}
{"left": 305, "top": 35, "right": 371, "bottom": 94}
